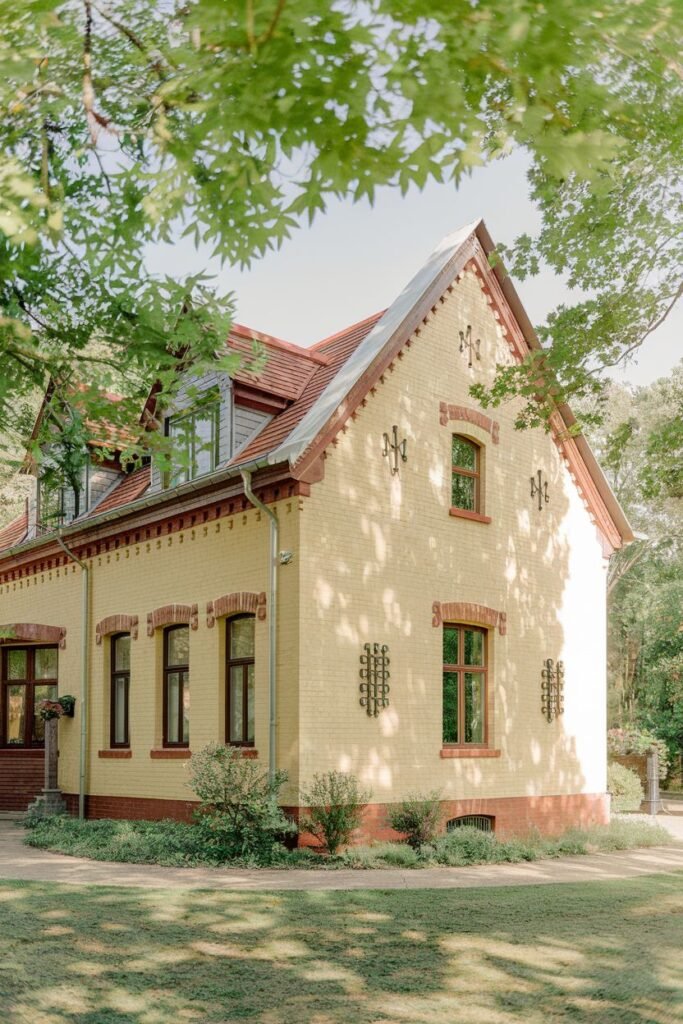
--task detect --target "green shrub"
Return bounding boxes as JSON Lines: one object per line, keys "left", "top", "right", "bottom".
{"left": 430, "top": 826, "right": 499, "bottom": 865}
{"left": 187, "top": 743, "right": 295, "bottom": 861}
{"left": 338, "top": 842, "right": 420, "bottom": 868}
{"left": 388, "top": 792, "right": 442, "bottom": 849}
{"left": 607, "top": 728, "right": 669, "bottom": 779}
{"left": 300, "top": 771, "right": 370, "bottom": 855}
{"left": 24, "top": 816, "right": 201, "bottom": 866}
{"left": 608, "top": 762, "right": 644, "bottom": 812}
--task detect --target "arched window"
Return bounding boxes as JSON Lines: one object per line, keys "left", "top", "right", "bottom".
{"left": 163, "top": 625, "right": 189, "bottom": 747}
{"left": 451, "top": 435, "right": 481, "bottom": 513}
{"left": 110, "top": 633, "right": 130, "bottom": 748}
{"left": 226, "top": 615, "right": 255, "bottom": 747}
{"left": 1, "top": 646, "right": 58, "bottom": 747}
{"left": 442, "top": 623, "right": 487, "bottom": 746}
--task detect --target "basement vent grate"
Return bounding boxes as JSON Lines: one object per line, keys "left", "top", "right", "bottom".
{"left": 446, "top": 815, "right": 494, "bottom": 833}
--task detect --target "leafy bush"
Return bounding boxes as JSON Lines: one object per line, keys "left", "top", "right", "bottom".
{"left": 300, "top": 771, "right": 370, "bottom": 855}
{"left": 24, "top": 815, "right": 671, "bottom": 869}
{"left": 187, "top": 743, "right": 295, "bottom": 861}
{"left": 388, "top": 792, "right": 442, "bottom": 849}
{"left": 608, "top": 762, "right": 644, "bottom": 812}
{"left": 339, "top": 842, "right": 420, "bottom": 869}
{"left": 430, "top": 826, "right": 500, "bottom": 866}
{"left": 24, "top": 815, "right": 203, "bottom": 866}
{"left": 607, "top": 728, "right": 669, "bottom": 779}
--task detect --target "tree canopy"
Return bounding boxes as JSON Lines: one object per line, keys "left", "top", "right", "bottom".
{"left": 0, "top": 0, "right": 681, "bottom": 464}
{"left": 580, "top": 362, "right": 683, "bottom": 764}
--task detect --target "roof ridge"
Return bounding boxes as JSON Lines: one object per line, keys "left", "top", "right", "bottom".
{"left": 230, "top": 323, "right": 329, "bottom": 365}
{"left": 309, "top": 310, "right": 387, "bottom": 351}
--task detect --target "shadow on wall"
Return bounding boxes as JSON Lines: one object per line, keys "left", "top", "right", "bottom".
{"left": 305, "top": 384, "right": 605, "bottom": 828}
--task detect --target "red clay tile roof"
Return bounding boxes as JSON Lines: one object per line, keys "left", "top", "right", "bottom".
{"left": 228, "top": 324, "right": 328, "bottom": 403}
{"left": 232, "top": 312, "right": 384, "bottom": 464}
{"left": 86, "top": 465, "right": 151, "bottom": 517}
{"left": 0, "top": 506, "right": 28, "bottom": 553}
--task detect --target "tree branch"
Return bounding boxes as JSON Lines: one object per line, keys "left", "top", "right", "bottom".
{"left": 256, "top": 0, "right": 286, "bottom": 46}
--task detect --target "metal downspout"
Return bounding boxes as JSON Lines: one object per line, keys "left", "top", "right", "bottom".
{"left": 56, "top": 534, "right": 89, "bottom": 819}
{"left": 240, "top": 470, "right": 278, "bottom": 783}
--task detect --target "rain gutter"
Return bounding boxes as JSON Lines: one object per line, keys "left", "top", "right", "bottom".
{"left": 55, "top": 534, "right": 90, "bottom": 820}
{"left": 240, "top": 469, "right": 278, "bottom": 783}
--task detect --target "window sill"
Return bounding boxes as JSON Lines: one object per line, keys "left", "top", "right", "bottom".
{"left": 0, "top": 747, "right": 45, "bottom": 757}
{"left": 150, "top": 748, "right": 191, "bottom": 759}
{"left": 229, "top": 747, "right": 258, "bottom": 759}
{"left": 440, "top": 747, "right": 501, "bottom": 759}
{"left": 98, "top": 749, "right": 132, "bottom": 759}
{"left": 449, "top": 508, "right": 492, "bottom": 524}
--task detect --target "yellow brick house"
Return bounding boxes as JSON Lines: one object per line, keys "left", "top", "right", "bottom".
{"left": 0, "top": 220, "right": 633, "bottom": 838}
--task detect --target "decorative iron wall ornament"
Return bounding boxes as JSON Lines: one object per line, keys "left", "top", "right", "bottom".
{"left": 359, "top": 643, "right": 390, "bottom": 716}
{"left": 459, "top": 324, "right": 481, "bottom": 367}
{"left": 382, "top": 426, "right": 407, "bottom": 475}
{"left": 541, "top": 658, "right": 564, "bottom": 722}
{"left": 530, "top": 469, "right": 550, "bottom": 511}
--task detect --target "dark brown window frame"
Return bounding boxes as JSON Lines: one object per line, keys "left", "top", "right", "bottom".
{"left": 226, "top": 614, "right": 255, "bottom": 747}
{"left": 162, "top": 625, "right": 190, "bottom": 748}
{"left": 0, "top": 645, "right": 58, "bottom": 749}
{"left": 110, "top": 632, "right": 130, "bottom": 749}
{"left": 442, "top": 623, "right": 488, "bottom": 747}
{"left": 451, "top": 434, "right": 482, "bottom": 513}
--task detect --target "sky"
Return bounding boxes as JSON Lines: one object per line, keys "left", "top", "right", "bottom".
{"left": 148, "top": 150, "right": 681, "bottom": 389}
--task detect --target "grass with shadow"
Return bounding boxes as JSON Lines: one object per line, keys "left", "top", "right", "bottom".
{"left": 1, "top": 873, "right": 682, "bottom": 1023}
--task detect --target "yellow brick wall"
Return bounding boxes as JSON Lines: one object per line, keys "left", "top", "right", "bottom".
{"left": 0, "top": 500, "right": 302, "bottom": 804}
{"left": 297, "top": 269, "right": 608, "bottom": 805}
{"left": 0, "top": 268, "right": 611, "bottom": 817}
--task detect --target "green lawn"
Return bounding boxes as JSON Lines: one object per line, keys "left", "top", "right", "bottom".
{"left": 1, "top": 876, "right": 682, "bottom": 1023}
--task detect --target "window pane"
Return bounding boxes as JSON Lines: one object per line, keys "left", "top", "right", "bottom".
{"left": 33, "top": 684, "right": 58, "bottom": 743}
{"left": 167, "top": 671, "right": 180, "bottom": 742}
{"left": 464, "top": 629, "right": 485, "bottom": 667}
{"left": 35, "top": 648, "right": 58, "bottom": 679}
{"left": 451, "top": 472, "right": 476, "bottom": 511}
{"left": 465, "top": 673, "right": 485, "bottom": 743}
{"left": 452, "top": 436, "right": 477, "bottom": 471}
{"left": 113, "top": 676, "right": 127, "bottom": 744}
{"left": 167, "top": 627, "right": 189, "bottom": 667}
{"left": 229, "top": 666, "right": 243, "bottom": 742}
{"left": 442, "top": 672, "right": 459, "bottom": 744}
{"left": 7, "top": 685, "right": 25, "bottom": 744}
{"left": 7, "top": 649, "right": 27, "bottom": 680}
{"left": 230, "top": 617, "right": 255, "bottom": 660}
{"left": 247, "top": 663, "right": 255, "bottom": 744}
{"left": 168, "top": 415, "right": 191, "bottom": 486}
{"left": 113, "top": 634, "right": 130, "bottom": 672}
{"left": 182, "top": 673, "right": 190, "bottom": 745}
{"left": 443, "top": 628, "right": 459, "bottom": 666}
{"left": 194, "top": 408, "right": 217, "bottom": 477}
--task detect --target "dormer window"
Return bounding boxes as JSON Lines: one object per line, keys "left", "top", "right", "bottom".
{"left": 165, "top": 400, "right": 220, "bottom": 487}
